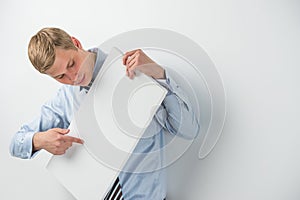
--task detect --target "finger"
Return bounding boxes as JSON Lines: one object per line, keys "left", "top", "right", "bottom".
{"left": 126, "top": 56, "right": 137, "bottom": 68}
{"left": 52, "top": 147, "right": 66, "bottom": 155}
{"left": 68, "top": 142, "right": 73, "bottom": 148}
{"left": 125, "top": 60, "right": 137, "bottom": 78}
{"left": 130, "top": 71, "right": 136, "bottom": 79}
{"left": 123, "top": 49, "right": 139, "bottom": 65}
{"left": 123, "top": 54, "right": 132, "bottom": 65}
{"left": 64, "top": 135, "right": 84, "bottom": 144}
{"left": 56, "top": 150, "right": 66, "bottom": 155}
{"left": 126, "top": 60, "right": 138, "bottom": 71}
{"left": 62, "top": 140, "right": 73, "bottom": 148}
{"left": 128, "top": 68, "right": 136, "bottom": 79}
{"left": 125, "top": 51, "right": 138, "bottom": 65}
{"left": 53, "top": 128, "right": 70, "bottom": 135}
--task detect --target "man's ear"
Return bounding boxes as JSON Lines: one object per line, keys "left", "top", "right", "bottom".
{"left": 71, "top": 36, "right": 82, "bottom": 49}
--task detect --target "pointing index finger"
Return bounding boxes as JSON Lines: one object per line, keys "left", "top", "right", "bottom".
{"left": 63, "top": 135, "right": 84, "bottom": 144}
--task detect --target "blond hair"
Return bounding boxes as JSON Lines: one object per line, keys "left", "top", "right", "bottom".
{"left": 28, "top": 27, "right": 77, "bottom": 73}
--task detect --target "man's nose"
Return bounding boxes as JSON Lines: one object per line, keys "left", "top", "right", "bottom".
{"left": 66, "top": 72, "right": 78, "bottom": 83}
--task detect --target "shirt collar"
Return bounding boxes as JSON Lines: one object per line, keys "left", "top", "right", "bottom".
{"left": 80, "top": 48, "right": 107, "bottom": 92}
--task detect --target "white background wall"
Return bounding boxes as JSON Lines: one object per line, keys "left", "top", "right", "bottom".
{"left": 1, "top": 0, "right": 299, "bottom": 199}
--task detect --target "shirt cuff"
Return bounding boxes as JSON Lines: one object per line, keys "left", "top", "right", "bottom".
{"left": 155, "top": 78, "right": 173, "bottom": 96}
{"left": 10, "top": 131, "right": 36, "bottom": 159}
{"left": 24, "top": 131, "right": 36, "bottom": 159}
{"left": 156, "top": 69, "right": 180, "bottom": 93}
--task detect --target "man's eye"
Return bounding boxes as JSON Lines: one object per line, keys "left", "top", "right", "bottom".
{"left": 57, "top": 74, "right": 64, "bottom": 79}
{"left": 68, "top": 61, "right": 75, "bottom": 68}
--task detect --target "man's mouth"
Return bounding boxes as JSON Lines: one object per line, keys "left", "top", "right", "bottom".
{"left": 74, "top": 74, "right": 85, "bottom": 85}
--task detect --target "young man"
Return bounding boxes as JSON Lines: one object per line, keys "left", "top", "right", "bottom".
{"left": 10, "top": 27, "right": 200, "bottom": 199}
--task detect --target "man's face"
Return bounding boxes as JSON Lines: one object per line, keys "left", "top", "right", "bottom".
{"left": 45, "top": 48, "right": 95, "bottom": 86}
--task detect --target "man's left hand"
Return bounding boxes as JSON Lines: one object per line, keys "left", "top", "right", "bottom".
{"left": 122, "top": 49, "right": 166, "bottom": 79}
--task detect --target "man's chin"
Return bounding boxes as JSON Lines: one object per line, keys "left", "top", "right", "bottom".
{"left": 75, "top": 74, "right": 89, "bottom": 86}
{"left": 79, "top": 78, "right": 92, "bottom": 87}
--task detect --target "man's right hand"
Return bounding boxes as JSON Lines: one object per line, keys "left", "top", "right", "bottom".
{"left": 33, "top": 128, "right": 84, "bottom": 155}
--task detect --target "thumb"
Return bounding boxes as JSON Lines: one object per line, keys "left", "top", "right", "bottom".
{"left": 53, "top": 128, "right": 70, "bottom": 135}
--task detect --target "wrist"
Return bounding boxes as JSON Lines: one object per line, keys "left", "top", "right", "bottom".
{"left": 160, "top": 68, "right": 166, "bottom": 79}
{"left": 33, "top": 132, "right": 43, "bottom": 151}
{"left": 154, "top": 66, "right": 166, "bottom": 79}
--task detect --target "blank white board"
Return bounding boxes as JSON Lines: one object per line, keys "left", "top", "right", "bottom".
{"left": 46, "top": 47, "right": 167, "bottom": 200}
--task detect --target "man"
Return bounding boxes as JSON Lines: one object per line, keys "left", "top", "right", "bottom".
{"left": 10, "top": 27, "right": 200, "bottom": 199}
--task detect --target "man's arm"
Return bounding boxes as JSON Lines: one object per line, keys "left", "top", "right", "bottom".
{"left": 155, "top": 70, "right": 200, "bottom": 139}
{"left": 10, "top": 85, "right": 83, "bottom": 159}
{"left": 122, "top": 49, "right": 200, "bottom": 139}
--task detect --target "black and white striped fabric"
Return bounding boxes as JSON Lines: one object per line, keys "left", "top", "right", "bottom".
{"left": 104, "top": 177, "right": 124, "bottom": 200}
{"left": 79, "top": 80, "right": 93, "bottom": 93}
